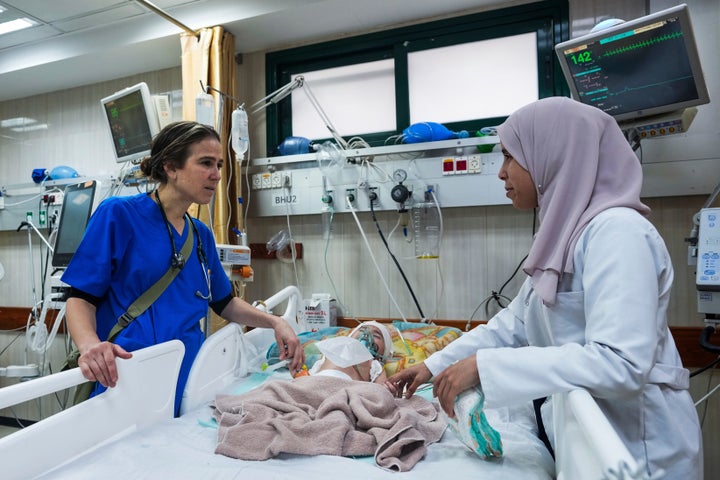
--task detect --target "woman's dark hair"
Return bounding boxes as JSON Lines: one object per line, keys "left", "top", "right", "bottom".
{"left": 139, "top": 121, "right": 220, "bottom": 182}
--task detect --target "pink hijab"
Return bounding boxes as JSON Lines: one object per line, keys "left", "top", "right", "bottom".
{"left": 496, "top": 97, "right": 650, "bottom": 306}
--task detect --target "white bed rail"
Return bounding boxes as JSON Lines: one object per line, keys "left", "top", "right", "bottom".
{"left": 180, "top": 285, "right": 303, "bottom": 415}
{"left": 553, "top": 389, "right": 644, "bottom": 480}
{"left": 0, "top": 340, "right": 185, "bottom": 480}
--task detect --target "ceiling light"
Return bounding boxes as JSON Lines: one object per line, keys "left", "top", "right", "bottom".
{"left": 10, "top": 123, "right": 48, "bottom": 133}
{"left": 0, "top": 17, "right": 34, "bottom": 35}
{"left": 1, "top": 117, "right": 37, "bottom": 128}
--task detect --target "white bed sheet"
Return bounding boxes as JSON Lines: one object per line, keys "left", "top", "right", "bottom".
{"left": 37, "top": 371, "right": 555, "bottom": 480}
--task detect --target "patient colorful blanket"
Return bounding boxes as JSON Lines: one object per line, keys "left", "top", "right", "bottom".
{"left": 212, "top": 376, "right": 446, "bottom": 471}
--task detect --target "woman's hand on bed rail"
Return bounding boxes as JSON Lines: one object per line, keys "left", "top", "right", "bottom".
{"left": 270, "top": 317, "right": 305, "bottom": 374}
{"left": 78, "top": 341, "right": 133, "bottom": 388}
{"left": 386, "top": 363, "right": 432, "bottom": 399}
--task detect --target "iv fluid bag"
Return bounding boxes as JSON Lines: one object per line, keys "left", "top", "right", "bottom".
{"left": 196, "top": 92, "right": 215, "bottom": 127}
{"left": 403, "top": 122, "right": 469, "bottom": 144}
{"left": 231, "top": 108, "right": 249, "bottom": 157}
{"left": 413, "top": 194, "right": 441, "bottom": 259}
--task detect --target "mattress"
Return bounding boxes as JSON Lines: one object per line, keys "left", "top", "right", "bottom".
{"left": 37, "top": 372, "right": 555, "bottom": 480}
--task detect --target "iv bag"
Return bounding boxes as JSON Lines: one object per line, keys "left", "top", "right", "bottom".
{"left": 196, "top": 91, "right": 215, "bottom": 127}
{"left": 231, "top": 108, "right": 249, "bottom": 157}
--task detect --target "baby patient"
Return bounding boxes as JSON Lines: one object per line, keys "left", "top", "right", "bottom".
{"left": 309, "top": 321, "right": 393, "bottom": 383}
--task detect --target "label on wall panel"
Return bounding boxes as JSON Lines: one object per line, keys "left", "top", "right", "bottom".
{"left": 273, "top": 194, "right": 299, "bottom": 207}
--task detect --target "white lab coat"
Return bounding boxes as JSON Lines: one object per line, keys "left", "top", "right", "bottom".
{"left": 425, "top": 207, "right": 702, "bottom": 479}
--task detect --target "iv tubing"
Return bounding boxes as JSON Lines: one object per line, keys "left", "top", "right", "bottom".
{"left": 347, "top": 197, "right": 407, "bottom": 322}
{"left": 369, "top": 200, "right": 425, "bottom": 320}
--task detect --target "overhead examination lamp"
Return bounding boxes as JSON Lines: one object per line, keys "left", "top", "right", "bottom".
{"left": 250, "top": 75, "right": 349, "bottom": 150}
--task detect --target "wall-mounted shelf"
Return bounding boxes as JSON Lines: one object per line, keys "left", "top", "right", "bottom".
{"left": 248, "top": 136, "right": 499, "bottom": 169}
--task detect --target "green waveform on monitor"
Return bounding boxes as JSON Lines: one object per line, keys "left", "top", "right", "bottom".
{"left": 601, "top": 32, "right": 683, "bottom": 57}
{"left": 610, "top": 75, "right": 694, "bottom": 96}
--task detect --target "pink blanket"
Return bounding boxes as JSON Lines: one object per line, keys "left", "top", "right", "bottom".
{"left": 213, "top": 375, "right": 446, "bottom": 471}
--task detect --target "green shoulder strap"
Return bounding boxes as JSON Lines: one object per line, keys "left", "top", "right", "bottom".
{"left": 107, "top": 220, "right": 195, "bottom": 342}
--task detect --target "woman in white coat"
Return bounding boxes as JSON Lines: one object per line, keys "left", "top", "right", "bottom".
{"left": 386, "top": 97, "right": 703, "bottom": 479}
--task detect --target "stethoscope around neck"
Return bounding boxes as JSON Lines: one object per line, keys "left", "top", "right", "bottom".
{"left": 153, "top": 190, "right": 212, "bottom": 302}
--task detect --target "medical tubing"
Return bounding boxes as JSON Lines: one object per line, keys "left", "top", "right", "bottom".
{"left": 284, "top": 185, "right": 301, "bottom": 288}
{"left": 25, "top": 224, "right": 39, "bottom": 323}
{"left": 428, "top": 258, "right": 445, "bottom": 324}
{"left": 430, "top": 189, "right": 443, "bottom": 252}
{"left": 694, "top": 381, "right": 720, "bottom": 408}
{"left": 429, "top": 189, "right": 444, "bottom": 322}
{"left": 689, "top": 353, "right": 720, "bottom": 377}
{"left": 369, "top": 200, "right": 425, "bottom": 319}
{"left": 0, "top": 329, "right": 25, "bottom": 359}
{"left": 321, "top": 205, "right": 352, "bottom": 319}
{"left": 222, "top": 137, "right": 234, "bottom": 233}
{"left": 469, "top": 209, "right": 536, "bottom": 327}
{"left": 497, "top": 208, "right": 536, "bottom": 298}
{"left": 699, "top": 324, "right": 720, "bottom": 354}
{"left": 702, "top": 179, "right": 720, "bottom": 209}
{"left": 347, "top": 197, "right": 407, "bottom": 322}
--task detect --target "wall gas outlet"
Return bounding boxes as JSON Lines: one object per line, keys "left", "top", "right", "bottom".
{"left": 271, "top": 172, "right": 282, "bottom": 188}
{"left": 251, "top": 174, "right": 263, "bottom": 190}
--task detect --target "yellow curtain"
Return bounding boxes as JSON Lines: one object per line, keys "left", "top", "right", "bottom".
{"left": 180, "top": 26, "right": 242, "bottom": 243}
{"left": 180, "top": 27, "right": 241, "bottom": 332}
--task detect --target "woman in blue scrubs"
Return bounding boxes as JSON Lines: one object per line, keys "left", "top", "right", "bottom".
{"left": 386, "top": 97, "right": 702, "bottom": 479}
{"left": 63, "top": 121, "right": 304, "bottom": 416}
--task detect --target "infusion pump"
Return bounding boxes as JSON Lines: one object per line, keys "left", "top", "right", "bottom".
{"left": 696, "top": 208, "right": 720, "bottom": 316}
{"left": 217, "top": 244, "right": 253, "bottom": 283}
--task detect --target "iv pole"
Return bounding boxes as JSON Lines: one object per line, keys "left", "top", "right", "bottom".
{"left": 0, "top": 219, "right": 55, "bottom": 379}
{"left": 17, "top": 218, "right": 54, "bottom": 319}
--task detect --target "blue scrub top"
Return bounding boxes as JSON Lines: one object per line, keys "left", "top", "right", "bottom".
{"left": 62, "top": 193, "right": 232, "bottom": 415}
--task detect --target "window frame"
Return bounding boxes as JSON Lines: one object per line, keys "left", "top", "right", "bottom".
{"left": 264, "top": 0, "right": 569, "bottom": 152}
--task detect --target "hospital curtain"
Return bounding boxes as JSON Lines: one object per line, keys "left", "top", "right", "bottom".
{"left": 180, "top": 26, "right": 241, "bottom": 332}
{"left": 180, "top": 26, "right": 241, "bottom": 243}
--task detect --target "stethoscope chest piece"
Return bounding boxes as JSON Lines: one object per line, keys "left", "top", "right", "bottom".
{"left": 171, "top": 252, "right": 185, "bottom": 270}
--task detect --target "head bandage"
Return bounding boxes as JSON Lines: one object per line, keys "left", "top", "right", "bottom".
{"left": 315, "top": 336, "right": 373, "bottom": 368}
{"left": 350, "top": 321, "right": 393, "bottom": 362}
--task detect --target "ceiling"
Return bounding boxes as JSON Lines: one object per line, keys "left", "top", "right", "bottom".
{"left": 0, "top": 0, "right": 511, "bottom": 102}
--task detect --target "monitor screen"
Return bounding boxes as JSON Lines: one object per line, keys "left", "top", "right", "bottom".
{"left": 101, "top": 82, "right": 160, "bottom": 164}
{"left": 554, "top": 4, "right": 709, "bottom": 124}
{"left": 52, "top": 180, "right": 98, "bottom": 268}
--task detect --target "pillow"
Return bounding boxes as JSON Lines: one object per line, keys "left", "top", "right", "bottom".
{"left": 384, "top": 321, "right": 462, "bottom": 377}
{"left": 265, "top": 327, "right": 351, "bottom": 370}
{"left": 265, "top": 321, "right": 462, "bottom": 376}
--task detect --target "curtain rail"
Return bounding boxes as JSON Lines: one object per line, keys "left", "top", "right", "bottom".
{"left": 134, "top": 0, "right": 199, "bottom": 38}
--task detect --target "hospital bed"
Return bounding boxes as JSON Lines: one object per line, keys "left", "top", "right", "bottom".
{"left": 0, "top": 286, "right": 642, "bottom": 480}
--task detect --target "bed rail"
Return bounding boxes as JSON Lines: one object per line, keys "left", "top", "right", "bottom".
{"left": 180, "top": 285, "right": 303, "bottom": 415}
{"left": 0, "top": 340, "right": 184, "bottom": 480}
{"left": 553, "top": 389, "right": 643, "bottom": 480}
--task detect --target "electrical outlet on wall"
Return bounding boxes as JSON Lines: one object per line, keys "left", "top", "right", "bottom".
{"left": 251, "top": 174, "right": 263, "bottom": 190}
{"left": 271, "top": 172, "right": 282, "bottom": 188}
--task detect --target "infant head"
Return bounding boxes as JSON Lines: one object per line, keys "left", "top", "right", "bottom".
{"left": 350, "top": 321, "right": 393, "bottom": 362}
